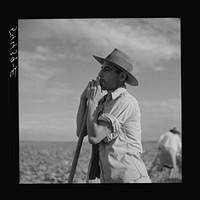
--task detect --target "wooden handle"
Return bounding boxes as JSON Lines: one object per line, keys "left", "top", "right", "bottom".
{"left": 68, "top": 110, "right": 87, "bottom": 183}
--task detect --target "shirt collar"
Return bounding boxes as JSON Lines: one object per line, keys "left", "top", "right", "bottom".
{"left": 109, "top": 86, "right": 127, "bottom": 100}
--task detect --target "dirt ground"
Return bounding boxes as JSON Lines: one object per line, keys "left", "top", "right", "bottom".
{"left": 19, "top": 141, "right": 182, "bottom": 183}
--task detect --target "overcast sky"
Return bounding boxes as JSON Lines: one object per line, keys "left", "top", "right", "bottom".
{"left": 19, "top": 18, "right": 181, "bottom": 141}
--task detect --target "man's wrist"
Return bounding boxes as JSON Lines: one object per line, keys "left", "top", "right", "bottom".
{"left": 88, "top": 99, "right": 98, "bottom": 108}
{"left": 88, "top": 99, "right": 98, "bottom": 122}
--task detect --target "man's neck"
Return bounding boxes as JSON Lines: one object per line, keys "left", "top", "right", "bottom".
{"left": 107, "top": 84, "right": 126, "bottom": 93}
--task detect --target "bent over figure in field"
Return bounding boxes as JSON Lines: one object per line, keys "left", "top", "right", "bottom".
{"left": 150, "top": 127, "right": 182, "bottom": 178}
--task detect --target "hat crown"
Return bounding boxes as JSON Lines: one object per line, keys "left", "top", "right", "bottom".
{"left": 105, "top": 48, "right": 134, "bottom": 73}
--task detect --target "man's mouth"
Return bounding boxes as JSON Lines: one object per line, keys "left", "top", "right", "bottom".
{"left": 99, "top": 77, "right": 105, "bottom": 83}
{"left": 99, "top": 78, "right": 105, "bottom": 88}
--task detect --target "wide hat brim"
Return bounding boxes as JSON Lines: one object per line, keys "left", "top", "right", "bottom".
{"left": 93, "top": 55, "right": 138, "bottom": 86}
{"left": 170, "top": 128, "right": 180, "bottom": 134}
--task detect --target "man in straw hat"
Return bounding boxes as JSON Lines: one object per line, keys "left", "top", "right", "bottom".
{"left": 76, "top": 48, "right": 151, "bottom": 183}
{"left": 153, "top": 127, "right": 182, "bottom": 178}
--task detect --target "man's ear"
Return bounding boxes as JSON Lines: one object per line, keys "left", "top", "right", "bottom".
{"left": 119, "top": 71, "right": 128, "bottom": 82}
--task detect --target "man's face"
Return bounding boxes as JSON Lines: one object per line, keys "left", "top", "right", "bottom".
{"left": 98, "top": 61, "right": 121, "bottom": 91}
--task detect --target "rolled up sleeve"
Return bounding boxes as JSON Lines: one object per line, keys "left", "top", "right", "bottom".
{"left": 98, "top": 113, "right": 121, "bottom": 143}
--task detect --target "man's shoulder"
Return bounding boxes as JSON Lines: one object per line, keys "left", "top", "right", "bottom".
{"left": 165, "top": 131, "right": 171, "bottom": 136}
{"left": 115, "top": 92, "right": 140, "bottom": 112}
{"left": 120, "top": 91, "right": 139, "bottom": 105}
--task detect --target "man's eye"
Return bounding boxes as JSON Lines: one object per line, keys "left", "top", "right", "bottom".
{"left": 104, "top": 67, "right": 110, "bottom": 71}
{"left": 101, "top": 66, "right": 111, "bottom": 72}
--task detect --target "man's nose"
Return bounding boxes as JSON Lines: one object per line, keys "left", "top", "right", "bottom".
{"left": 98, "top": 69, "right": 103, "bottom": 77}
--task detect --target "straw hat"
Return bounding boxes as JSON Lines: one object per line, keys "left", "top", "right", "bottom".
{"left": 170, "top": 127, "right": 180, "bottom": 134}
{"left": 93, "top": 48, "right": 138, "bottom": 86}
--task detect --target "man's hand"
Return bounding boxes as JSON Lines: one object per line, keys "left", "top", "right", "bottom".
{"left": 87, "top": 77, "right": 103, "bottom": 104}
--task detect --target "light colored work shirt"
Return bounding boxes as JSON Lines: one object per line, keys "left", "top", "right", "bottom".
{"left": 158, "top": 131, "right": 182, "bottom": 155}
{"left": 96, "top": 87, "right": 149, "bottom": 183}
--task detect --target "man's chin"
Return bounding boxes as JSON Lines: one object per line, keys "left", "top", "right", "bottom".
{"left": 100, "top": 82, "right": 104, "bottom": 89}
{"left": 100, "top": 85, "right": 106, "bottom": 91}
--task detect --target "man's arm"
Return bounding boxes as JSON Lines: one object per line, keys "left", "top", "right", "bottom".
{"left": 86, "top": 77, "right": 112, "bottom": 144}
{"left": 87, "top": 99, "right": 112, "bottom": 144}
{"left": 177, "top": 137, "right": 182, "bottom": 156}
